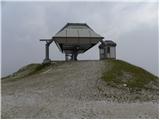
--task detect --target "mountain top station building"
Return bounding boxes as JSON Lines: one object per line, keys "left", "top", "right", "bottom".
{"left": 40, "top": 23, "right": 117, "bottom": 63}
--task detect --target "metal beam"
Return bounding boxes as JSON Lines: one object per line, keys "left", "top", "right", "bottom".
{"left": 40, "top": 39, "right": 51, "bottom": 41}
{"left": 40, "top": 38, "right": 54, "bottom": 44}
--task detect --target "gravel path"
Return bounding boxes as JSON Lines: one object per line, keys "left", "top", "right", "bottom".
{"left": 1, "top": 61, "right": 159, "bottom": 118}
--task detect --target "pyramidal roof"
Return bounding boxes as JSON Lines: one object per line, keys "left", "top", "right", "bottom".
{"left": 54, "top": 23, "right": 104, "bottom": 38}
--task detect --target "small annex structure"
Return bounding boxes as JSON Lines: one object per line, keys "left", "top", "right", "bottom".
{"left": 99, "top": 40, "right": 117, "bottom": 59}
{"left": 40, "top": 23, "right": 117, "bottom": 63}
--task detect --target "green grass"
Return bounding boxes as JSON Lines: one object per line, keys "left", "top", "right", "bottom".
{"left": 102, "top": 59, "right": 158, "bottom": 90}
{"left": 2, "top": 63, "right": 51, "bottom": 82}
{"left": 26, "top": 63, "right": 51, "bottom": 75}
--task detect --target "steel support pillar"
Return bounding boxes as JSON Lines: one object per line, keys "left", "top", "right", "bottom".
{"left": 43, "top": 42, "right": 51, "bottom": 63}
{"left": 65, "top": 54, "right": 70, "bottom": 61}
{"left": 71, "top": 53, "right": 78, "bottom": 61}
{"left": 71, "top": 47, "right": 78, "bottom": 61}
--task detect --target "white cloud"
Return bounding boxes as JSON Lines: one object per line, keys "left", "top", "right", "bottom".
{"left": 100, "top": 2, "right": 158, "bottom": 40}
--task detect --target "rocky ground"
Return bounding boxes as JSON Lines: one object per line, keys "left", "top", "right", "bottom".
{"left": 1, "top": 60, "right": 159, "bottom": 118}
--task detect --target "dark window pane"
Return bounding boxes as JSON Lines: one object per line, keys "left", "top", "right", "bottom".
{"left": 107, "top": 47, "right": 110, "bottom": 53}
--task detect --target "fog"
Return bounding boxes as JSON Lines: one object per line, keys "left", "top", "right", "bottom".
{"left": 2, "top": 1, "right": 158, "bottom": 77}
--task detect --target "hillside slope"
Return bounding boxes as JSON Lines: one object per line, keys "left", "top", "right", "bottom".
{"left": 1, "top": 60, "right": 159, "bottom": 118}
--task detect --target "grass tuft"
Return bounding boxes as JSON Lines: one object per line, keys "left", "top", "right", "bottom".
{"left": 2, "top": 63, "right": 51, "bottom": 82}
{"left": 102, "top": 59, "right": 158, "bottom": 90}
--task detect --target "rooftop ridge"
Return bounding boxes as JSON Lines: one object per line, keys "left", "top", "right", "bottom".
{"left": 67, "top": 23, "right": 87, "bottom": 25}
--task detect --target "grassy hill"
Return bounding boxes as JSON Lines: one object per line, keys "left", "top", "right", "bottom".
{"left": 2, "top": 59, "right": 158, "bottom": 91}
{"left": 1, "top": 60, "right": 159, "bottom": 118}
{"left": 2, "top": 63, "right": 51, "bottom": 82}
{"left": 102, "top": 60, "right": 158, "bottom": 90}
{"left": 2, "top": 62, "right": 64, "bottom": 82}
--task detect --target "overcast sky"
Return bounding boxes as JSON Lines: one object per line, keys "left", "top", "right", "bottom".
{"left": 2, "top": 1, "right": 159, "bottom": 77}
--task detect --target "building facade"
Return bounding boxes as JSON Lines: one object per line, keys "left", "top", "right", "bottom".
{"left": 99, "top": 40, "right": 117, "bottom": 59}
